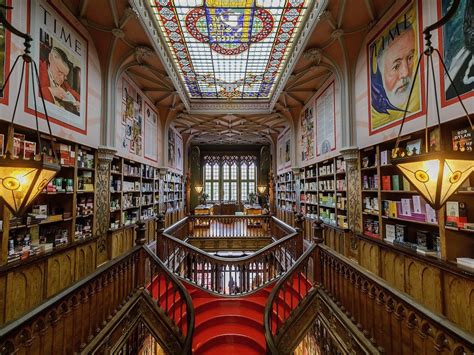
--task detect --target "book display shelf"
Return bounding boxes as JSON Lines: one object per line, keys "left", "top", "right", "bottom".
{"left": 359, "top": 117, "right": 474, "bottom": 264}
{"left": 275, "top": 171, "right": 297, "bottom": 225}
{"left": 300, "top": 157, "right": 348, "bottom": 230}
{"left": 108, "top": 158, "right": 160, "bottom": 231}
{"left": 0, "top": 124, "right": 98, "bottom": 265}
{"left": 163, "top": 171, "right": 185, "bottom": 226}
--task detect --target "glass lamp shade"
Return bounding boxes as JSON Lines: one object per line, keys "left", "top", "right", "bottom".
{"left": 194, "top": 185, "right": 203, "bottom": 194}
{"left": 392, "top": 152, "right": 474, "bottom": 210}
{"left": 0, "top": 155, "right": 60, "bottom": 216}
{"left": 257, "top": 185, "right": 267, "bottom": 194}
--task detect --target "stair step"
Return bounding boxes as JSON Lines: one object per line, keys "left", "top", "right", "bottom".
{"left": 194, "top": 334, "right": 266, "bottom": 355}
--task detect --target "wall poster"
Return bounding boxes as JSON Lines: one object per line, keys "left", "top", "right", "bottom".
{"left": 168, "top": 127, "right": 176, "bottom": 168}
{"left": 278, "top": 128, "right": 291, "bottom": 170}
{"left": 0, "top": 0, "right": 11, "bottom": 105}
{"left": 175, "top": 133, "right": 183, "bottom": 171}
{"left": 144, "top": 102, "right": 158, "bottom": 161}
{"left": 300, "top": 104, "right": 315, "bottom": 162}
{"left": 27, "top": 0, "right": 88, "bottom": 133}
{"left": 316, "top": 81, "right": 336, "bottom": 155}
{"left": 121, "top": 78, "right": 143, "bottom": 155}
{"left": 367, "top": 3, "right": 423, "bottom": 135}
{"left": 439, "top": 0, "right": 474, "bottom": 106}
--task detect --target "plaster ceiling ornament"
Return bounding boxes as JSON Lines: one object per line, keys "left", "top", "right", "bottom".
{"left": 134, "top": 46, "right": 153, "bottom": 63}
{"left": 303, "top": 47, "right": 322, "bottom": 64}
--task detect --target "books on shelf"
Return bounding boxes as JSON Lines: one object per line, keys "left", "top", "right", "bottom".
{"left": 452, "top": 127, "right": 473, "bottom": 152}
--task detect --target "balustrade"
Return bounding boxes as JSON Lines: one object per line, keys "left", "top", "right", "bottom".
{"left": 0, "top": 245, "right": 194, "bottom": 355}
{"left": 318, "top": 244, "right": 474, "bottom": 354}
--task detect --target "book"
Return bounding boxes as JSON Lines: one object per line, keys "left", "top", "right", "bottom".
{"left": 389, "top": 201, "right": 398, "bottom": 218}
{"left": 400, "top": 198, "right": 412, "bottom": 216}
{"left": 412, "top": 195, "right": 424, "bottom": 214}
{"left": 395, "top": 224, "right": 406, "bottom": 241}
{"left": 452, "top": 127, "right": 473, "bottom": 152}
{"left": 429, "top": 127, "right": 441, "bottom": 152}
{"left": 426, "top": 204, "right": 437, "bottom": 223}
{"left": 382, "top": 176, "right": 391, "bottom": 190}
{"left": 416, "top": 230, "right": 430, "bottom": 250}
{"left": 382, "top": 200, "right": 390, "bottom": 216}
{"left": 380, "top": 150, "right": 389, "bottom": 166}
{"left": 392, "top": 175, "right": 400, "bottom": 191}
{"left": 23, "top": 141, "right": 36, "bottom": 159}
{"left": 406, "top": 138, "right": 422, "bottom": 156}
{"left": 446, "top": 201, "right": 460, "bottom": 227}
{"left": 402, "top": 176, "right": 411, "bottom": 191}
{"left": 385, "top": 224, "right": 396, "bottom": 242}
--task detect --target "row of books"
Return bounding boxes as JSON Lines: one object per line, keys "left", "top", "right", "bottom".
{"left": 382, "top": 196, "right": 438, "bottom": 224}
{"left": 381, "top": 175, "right": 411, "bottom": 191}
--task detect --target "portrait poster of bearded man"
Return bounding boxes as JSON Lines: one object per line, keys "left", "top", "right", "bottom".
{"left": 367, "top": 4, "right": 423, "bottom": 134}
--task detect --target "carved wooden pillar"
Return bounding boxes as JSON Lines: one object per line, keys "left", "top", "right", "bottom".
{"left": 340, "top": 147, "right": 362, "bottom": 261}
{"left": 268, "top": 170, "right": 275, "bottom": 215}
{"left": 95, "top": 146, "right": 117, "bottom": 266}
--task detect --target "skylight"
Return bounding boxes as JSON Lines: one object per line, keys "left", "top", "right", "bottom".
{"left": 148, "top": 0, "right": 313, "bottom": 102}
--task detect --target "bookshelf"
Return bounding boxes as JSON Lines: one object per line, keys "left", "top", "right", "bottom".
{"left": 357, "top": 118, "right": 474, "bottom": 263}
{"left": 163, "top": 171, "right": 185, "bottom": 226}
{"left": 298, "top": 156, "right": 348, "bottom": 230}
{"left": 276, "top": 156, "right": 348, "bottom": 234}
{"left": 275, "top": 171, "right": 297, "bottom": 225}
{"left": 0, "top": 124, "right": 97, "bottom": 265}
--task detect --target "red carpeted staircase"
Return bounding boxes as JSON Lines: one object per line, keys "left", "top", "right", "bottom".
{"left": 149, "top": 275, "right": 309, "bottom": 355}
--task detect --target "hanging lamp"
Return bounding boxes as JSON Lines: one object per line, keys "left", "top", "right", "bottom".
{"left": 391, "top": 0, "right": 474, "bottom": 210}
{"left": 0, "top": 4, "right": 60, "bottom": 217}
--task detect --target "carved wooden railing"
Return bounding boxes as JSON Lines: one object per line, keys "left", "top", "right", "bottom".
{"left": 162, "top": 215, "right": 295, "bottom": 240}
{"left": 264, "top": 244, "right": 318, "bottom": 354}
{"left": 0, "top": 244, "right": 195, "bottom": 354}
{"left": 158, "top": 228, "right": 301, "bottom": 295}
{"left": 318, "top": 244, "right": 474, "bottom": 354}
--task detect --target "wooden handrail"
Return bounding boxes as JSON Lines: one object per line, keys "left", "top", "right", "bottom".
{"left": 142, "top": 245, "right": 194, "bottom": 353}
{"left": 264, "top": 244, "right": 318, "bottom": 354}
{"left": 318, "top": 244, "right": 474, "bottom": 353}
{"left": 0, "top": 245, "right": 195, "bottom": 354}
{"left": 158, "top": 216, "right": 300, "bottom": 295}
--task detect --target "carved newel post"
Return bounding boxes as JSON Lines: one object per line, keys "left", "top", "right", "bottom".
{"left": 95, "top": 146, "right": 117, "bottom": 263}
{"left": 340, "top": 147, "right": 362, "bottom": 235}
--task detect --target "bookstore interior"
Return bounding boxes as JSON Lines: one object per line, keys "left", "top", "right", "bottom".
{"left": 0, "top": 0, "right": 473, "bottom": 354}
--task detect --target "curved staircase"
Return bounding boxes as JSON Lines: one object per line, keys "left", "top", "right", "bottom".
{"left": 149, "top": 274, "right": 310, "bottom": 354}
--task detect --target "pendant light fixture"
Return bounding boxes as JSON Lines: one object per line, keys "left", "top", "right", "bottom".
{"left": 391, "top": 0, "right": 474, "bottom": 210}
{"left": 0, "top": 5, "right": 60, "bottom": 217}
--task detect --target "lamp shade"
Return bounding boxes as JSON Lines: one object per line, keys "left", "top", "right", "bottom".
{"left": 257, "top": 185, "right": 267, "bottom": 194}
{"left": 194, "top": 185, "right": 203, "bottom": 194}
{"left": 392, "top": 152, "right": 474, "bottom": 210}
{"left": 0, "top": 155, "right": 60, "bottom": 216}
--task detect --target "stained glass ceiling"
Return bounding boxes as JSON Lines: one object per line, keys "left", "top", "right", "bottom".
{"left": 148, "top": 0, "right": 313, "bottom": 102}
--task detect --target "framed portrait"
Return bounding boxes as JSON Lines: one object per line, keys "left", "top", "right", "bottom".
{"left": 438, "top": 0, "right": 474, "bottom": 106}
{"left": 300, "top": 103, "right": 315, "bottom": 162}
{"left": 27, "top": 0, "right": 89, "bottom": 134}
{"left": 367, "top": 2, "right": 424, "bottom": 135}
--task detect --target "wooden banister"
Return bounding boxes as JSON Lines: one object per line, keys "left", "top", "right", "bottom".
{"left": 264, "top": 244, "right": 318, "bottom": 354}
{"left": 318, "top": 244, "right": 474, "bottom": 354}
{"left": 159, "top": 216, "right": 299, "bottom": 295}
{"left": 0, "top": 245, "right": 195, "bottom": 354}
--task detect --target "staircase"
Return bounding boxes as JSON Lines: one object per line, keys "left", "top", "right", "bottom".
{"left": 149, "top": 273, "right": 311, "bottom": 354}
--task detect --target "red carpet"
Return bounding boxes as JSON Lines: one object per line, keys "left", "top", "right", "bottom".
{"left": 149, "top": 274, "right": 311, "bottom": 354}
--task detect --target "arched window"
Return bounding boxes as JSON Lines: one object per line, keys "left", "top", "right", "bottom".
{"left": 204, "top": 163, "right": 220, "bottom": 201}
{"left": 222, "top": 163, "right": 238, "bottom": 201}
{"left": 240, "top": 162, "right": 256, "bottom": 202}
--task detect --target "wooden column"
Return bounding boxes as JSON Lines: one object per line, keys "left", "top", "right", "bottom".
{"left": 340, "top": 147, "right": 361, "bottom": 261}
{"left": 95, "top": 146, "right": 117, "bottom": 266}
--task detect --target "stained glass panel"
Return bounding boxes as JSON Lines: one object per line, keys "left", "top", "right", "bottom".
{"left": 149, "top": 0, "right": 311, "bottom": 100}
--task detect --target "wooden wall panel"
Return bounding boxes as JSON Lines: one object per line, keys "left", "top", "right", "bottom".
{"left": 381, "top": 250, "right": 405, "bottom": 291}
{"left": 47, "top": 250, "right": 76, "bottom": 297}
{"left": 76, "top": 241, "right": 97, "bottom": 281}
{"left": 109, "top": 228, "right": 135, "bottom": 259}
{"left": 5, "top": 263, "right": 45, "bottom": 322}
{"left": 405, "top": 261, "right": 442, "bottom": 314}
{"left": 443, "top": 274, "right": 474, "bottom": 333}
{"left": 359, "top": 240, "right": 380, "bottom": 276}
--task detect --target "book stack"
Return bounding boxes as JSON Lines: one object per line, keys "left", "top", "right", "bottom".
{"left": 456, "top": 258, "right": 474, "bottom": 270}
{"left": 54, "top": 143, "right": 75, "bottom": 166}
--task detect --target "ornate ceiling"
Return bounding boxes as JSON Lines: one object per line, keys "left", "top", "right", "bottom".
{"left": 61, "top": 0, "right": 395, "bottom": 145}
